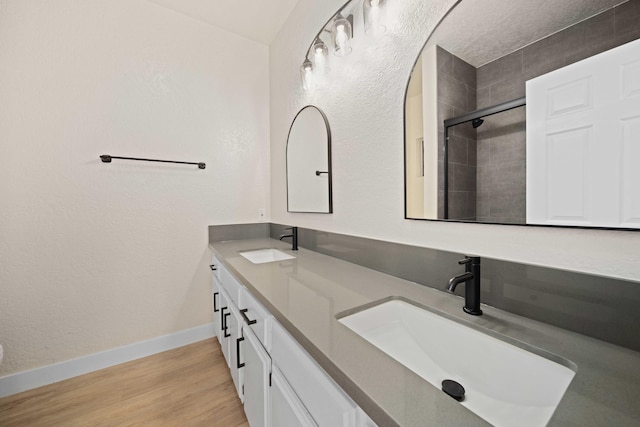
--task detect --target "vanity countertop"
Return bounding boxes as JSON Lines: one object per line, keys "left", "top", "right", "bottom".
{"left": 210, "top": 238, "right": 640, "bottom": 427}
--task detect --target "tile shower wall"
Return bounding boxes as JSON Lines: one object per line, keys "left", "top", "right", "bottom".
{"left": 436, "top": 47, "right": 477, "bottom": 220}
{"left": 475, "top": 0, "right": 640, "bottom": 223}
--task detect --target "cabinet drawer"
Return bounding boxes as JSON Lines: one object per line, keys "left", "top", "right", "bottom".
{"left": 271, "top": 321, "right": 357, "bottom": 427}
{"left": 210, "top": 255, "right": 222, "bottom": 281}
{"left": 240, "top": 288, "right": 273, "bottom": 351}
{"left": 220, "top": 264, "right": 243, "bottom": 307}
{"left": 271, "top": 367, "right": 317, "bottom": 427}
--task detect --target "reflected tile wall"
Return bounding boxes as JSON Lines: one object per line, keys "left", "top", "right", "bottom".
{"left": 474, "top": 3, "right": 640, "bottom": 225}
{"left": 437, "top": 47, "right": 477, "bottom": 220}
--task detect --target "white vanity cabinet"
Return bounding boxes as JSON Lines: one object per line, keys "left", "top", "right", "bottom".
{"left": 210, "top": 256, "right": 222, "bottom": 336}
{"left": 211, "top": 259, "right": 376, "bottom": 427}
{"left": 228, "top": 303, "right": 244, "bottom": 401}
{"left": 271, "top": 367, "right": 317, "bottom": 427}
{"left": 239, "top": 326, "right": 271, "bottom": 427}
{"left": 217, "top": 289, "right": 232, "bottom": 367}
{"left": 271, "top": 320, "right": 359, "bottom": 427}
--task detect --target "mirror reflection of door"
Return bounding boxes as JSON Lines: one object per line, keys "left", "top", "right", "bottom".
{"left": 404, "top": 0, "right": 640, "bottom": 228}
{"left": 287, "top": 106, "right": 333, "bottom": 213}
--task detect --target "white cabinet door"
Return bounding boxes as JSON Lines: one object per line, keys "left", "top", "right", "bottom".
{"left": 218, "top": 290, "right": 232, "bottom": 367}
{"left": 271, "top": 367, "right": 317, "bottom": 427}
{"left": 527, "top": 38, "right": 640, "bottom": 228}
{"left": 241, "top": 327, "right": 271, "bottom": 427}
{"left": 271, "top": 321, "right": 358, "bottom": 427}
{"left": 212, "top": 275, "right": 221, "bottom": 343}
{"left": 228, "top": 304, "right": 244, "bottom": 401}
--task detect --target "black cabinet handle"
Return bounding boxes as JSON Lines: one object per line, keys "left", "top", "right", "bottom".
{"left": 236, "top": 337, "right": 245, "bottom": 369}
{"left": 210, "top": 264, "right": 217, "bottom": 271}
{"left": 220, "top": 307, "right": 227, "bottom": 331}
{"left": 240, "top": 308, "right": 257, "bottom": 325}
{"left": 213, "top": 292, "right": 219, "bottom": 312}
{"left": 223, "top": 313, "right": 231, "bottom": 337}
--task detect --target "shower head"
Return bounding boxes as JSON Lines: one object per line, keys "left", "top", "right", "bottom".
{"left": 472, "top": 118, "right": 484, "bottom": 129}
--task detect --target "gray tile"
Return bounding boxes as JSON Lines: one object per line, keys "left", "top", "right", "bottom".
{"left": 476, "top": 165, "right": 491, "bottom": 192}
{"left": 210, "top": 223, "right": 269, "bottom": 242}
{"left": 477, "top": 50, "right": 522, "bottom": 90}
{"left": 564, "top": 38, "right": 618, "bottom": 67}
{"left": 436, "top": 46, "right": 453, "bottom": 76}
{"left": 490, "top": 132, "right": 526, "bottom": 165}
{"left": 450, "top": 114, "right": 477, "bottom": 140}
{"left": 452, "top": 54, "right": 476, "bottom": 89}
{"left": 614, "top": 27, "right": 640, "bottom": 46}
{"left": 476, "top": 86, "right": 491, "bottom": 109}
{"left": 438, "top": 74, "right": 471, "bottom": 111}
{"left": 490, "top": 189, "right": 526, "bottom": 218}
{"left": 489, "top": 78, "right": 526, "bottom": 105}
{"left": 467, "top": 85, "right": 477, "bottom": 114}
{"left": 452, "top": 163, "right": 476, "bottom": 192}
{"left": 581, "top": 9, "right": 615, "bottom": 48}
{"left": 448, "top": 191, "right": 470, "bottom": 220}
{"left": 468, "top": 139, "right": 477, "bottom": 167}
{"left": 522, "top": 34, "right": 566, "bottom": 81}
{"left": 615, "top": 0, "right": 640, "bottom": 39}
{"left": 476, "top": 140, "right": 491, "bottom": 168}
{"left": 437, "top": 102, "right": 454, "bottom": 133}
{"left": 477, "top": 190, "right": 490, "bottom": 217}
{"left": 448, "top": 134, "right": 468, "bottom": 165}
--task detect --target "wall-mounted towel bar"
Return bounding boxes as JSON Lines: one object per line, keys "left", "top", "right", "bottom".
{"left": 100, "top": 155, "right": 205, "bottom": 169}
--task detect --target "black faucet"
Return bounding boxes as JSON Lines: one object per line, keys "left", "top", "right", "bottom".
{"left": 279, "top": 226, "right": 298, "bottom": 251}
{"left": 447, "top": 255, "right": 482, "bottom": 315}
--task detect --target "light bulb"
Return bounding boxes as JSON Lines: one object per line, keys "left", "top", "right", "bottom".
{"left": 331, "top": 14, "right": 352, "bottom": 57}
{"left": 300, "top": 59, "right": 315, "bottom": 91}
{"left": 364, "top": 0, "right": 386, "bottom": 35}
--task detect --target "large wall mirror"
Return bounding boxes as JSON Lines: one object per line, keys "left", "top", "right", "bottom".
{"left": 404, "top": 0, "right": 640, "bottom": 229}
{"left": 287, "top": 105, "right": 333, "bottom": 213}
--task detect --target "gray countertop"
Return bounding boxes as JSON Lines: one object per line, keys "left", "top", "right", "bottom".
{"left": 211, "top": 238, "right": 640, "bottom": 427}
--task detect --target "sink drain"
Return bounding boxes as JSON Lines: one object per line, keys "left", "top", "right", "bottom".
{"left": 442, "top": 379, "right": 465, "bottom": 402}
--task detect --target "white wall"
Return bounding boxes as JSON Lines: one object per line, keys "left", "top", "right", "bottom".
{"left": 0, "top": 0, "right": 270, "bottom": 376}
{"left": 270, "top": 0, "right": 640, "bottom": 282}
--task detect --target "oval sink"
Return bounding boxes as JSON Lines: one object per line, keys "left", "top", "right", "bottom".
{"left": 338, "top": 299, "right": 576, "bottom": 427}
{"left": 239, "top": 248, "right": 295, "bottom": 264}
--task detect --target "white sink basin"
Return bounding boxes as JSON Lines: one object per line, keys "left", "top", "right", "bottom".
{"left": 239, "top": 248, "right": 295, "bottom": 264}
{"left": 339, "top": 299, "right": 576, "bottom": 427}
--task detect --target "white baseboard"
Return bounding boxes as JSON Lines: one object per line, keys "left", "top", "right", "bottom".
{"left": 0, "top": 323, "right": 216, "bottom": 399}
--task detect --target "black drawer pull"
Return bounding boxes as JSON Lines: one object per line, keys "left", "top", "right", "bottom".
{"left": 223, "top": 313, "right": 231, "bottom": 337}
{"left": 236, "top": 337, "right": 245, "bottom": 369}
{"left": 240, "top": 308, "right": 257, "bottom": 325}
{"left": 209, "top": 264, "right": 217, "bottom": 271}
{"left": 213, "top": 292, "right": 219, "bottom": 312}
{"left": 220, "top": 307, "right": 228, "bottom": 331}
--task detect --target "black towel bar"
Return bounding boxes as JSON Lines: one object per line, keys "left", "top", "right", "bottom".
{"left": 100, "top": 155, "right": 205, "bottom": 169}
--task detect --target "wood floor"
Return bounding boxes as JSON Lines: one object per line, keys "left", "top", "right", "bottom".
{"left": 0, "top": 338, "right": 248, "bottom": 426}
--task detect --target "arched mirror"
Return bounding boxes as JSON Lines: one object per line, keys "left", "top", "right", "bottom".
{"left": 405, "top": 0, "right": 640, "bottom": 229}
{"left": 287, "top": 105, "right": 333, "bottom": 213}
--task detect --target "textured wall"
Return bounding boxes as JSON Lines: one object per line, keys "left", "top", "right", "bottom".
{"left": 0, "top": 0, "right": 270, "bottom": 376}
{"left": 269, "top": 0, "right": 640, "bottom": 282}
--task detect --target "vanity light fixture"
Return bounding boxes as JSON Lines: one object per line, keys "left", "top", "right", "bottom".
{"left": 312, "top": 38, "right": 330, "bottom": 74}
{"left": 300, "top": 59, "right": 315, "bottom": 91}
{"left": 363, "top": 0, "right": 386, "bottom": 35}
{"left": 300, "top": 0, "right": 391, "bottom": 90}
{"left": 331, "top": 13, "right": 353, "bottom": 57}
